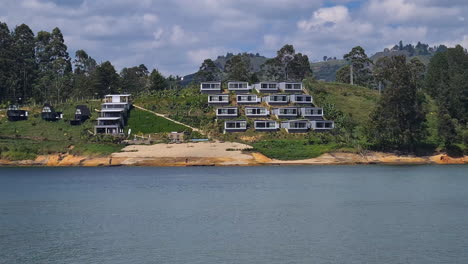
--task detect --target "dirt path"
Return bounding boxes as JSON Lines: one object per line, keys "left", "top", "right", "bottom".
{"left": 133, "top": 105, "right": 203, "bottom": 134}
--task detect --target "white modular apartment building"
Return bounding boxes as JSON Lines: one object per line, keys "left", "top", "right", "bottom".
{"left": 245, "top": 106, "right": 269, "bottom": 117}
{"left": 224, "top": 120, "right": 248, "bottom": 133}
{"left": 311, "top": 120, "right": 335, "bottom": 130}
{"left": 272, "top": 107, "right": 299, "bottom": 119}
{"left": 300, "top": 107, "right": 323, "bottom": 119}
{"left": 290, "top": 94, "right": 312, "bottom": 105}
{"left": 200, "top": 82, "right": 222, "bottom": 94}
{"left": 252, "top": 82, "right": 279, "bottom": 93}
{"left": 95, "top": 94, "right": 132, "bottom": 135}
{"left": 263, "top": 94, "right": 289, "bottom": 105}
{"left": 254, "top": 120, "right": 279, "bottom": 131}
{"left": 237, "top": 94, "right": 261, "bottom": 104}
{"left": 216, "top": 107, "right": 238, "bottom": 118}
{"left": 281, "top": 120, "right": 311, "bottom": 133}
{"left": 227, "top": 82, "right": 250, "bottom": 93}
{"left": 279, "top": 82, "right": 303, "bottom": 93}
{"left": 208, "top": 94, "right": 230, "bottom": 105}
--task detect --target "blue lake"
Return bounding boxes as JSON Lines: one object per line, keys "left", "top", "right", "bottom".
{"left": 0, "top": 165, "right": 467, "bottom": 264}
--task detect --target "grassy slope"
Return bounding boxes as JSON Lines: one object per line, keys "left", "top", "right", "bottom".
{"left": 0, "top": 101, "right": 123, "bottom": 160}
{"left": 307, "top": 81, "right": 380, "bottom": 125}
{"left": 127, "top": 108, "right": 191, "bottom": 134}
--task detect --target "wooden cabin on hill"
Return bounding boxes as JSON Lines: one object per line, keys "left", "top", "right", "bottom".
{"left": 70, "top": 105, "right": 91, "bottom": 125}
{"left": 41, "top": 103, "right": 62, "bottom": 121}
{"left": 7, "top": 105, "right": 28, "bottom": 121}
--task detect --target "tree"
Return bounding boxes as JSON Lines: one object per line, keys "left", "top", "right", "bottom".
{"left": 12, "top": 24, "right": 36, "bottom": 103}
{"left": 49, "top": 27, "right": 72, "bottom": 101}
{"left": 195, "top": 59, "right": 222, "bottom": 82}
{"left": 368, "top": 55, "right": 426, "bottom": 152}
{"left": 425, "top": 45, "right": 468, "bottom": 147}
{"left": 260, "top": 44, "right": 312, "bottom": 81}
{"left": 336, "top": 65, "right": 350, "bottom": 83}
{"left": 343, "top": 46, "right": 373, "bottom": 87}
{"left": 224, "top": 55, "right": 250, "bottom": 81}
{"left": 92, "top": 61, "right": 120, "bottom": 97}
{"left": 72, "top": 50, "right": 97, "bottom": 98}
{"left": 121, "top": 64, "right": 149, "bottom": 94}
{"left": 149, "top": 69, "right": 167, "bottom": 91}
{"left": 0, "top": 22, "right": 14, "bottom": 102}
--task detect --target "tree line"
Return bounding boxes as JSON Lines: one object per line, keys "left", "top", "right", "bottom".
{"left": 335, "top": 45, "right": 467, "bottom": 152}
{"left": 194, "top": 44, "right": 312, "bottom": 83}
{"left": 0, "top": 21, "right": 171, "bottom": 105}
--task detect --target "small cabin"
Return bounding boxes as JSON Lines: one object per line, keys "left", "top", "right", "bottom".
{"left": 290, "top": 94, "right": 313, "bottom": 104}
{"left": 245, "top": 107, "right": 269, "bottom": 117}
{"left": 41, "top": 103, "right": 62, "bottom": 121}
{"left": 281, "top": 119, "right": 310, "bottom": 133}
{"left": 263, "top": 94, "right": 289, "bottom": 105}
{"left": 216, "top": 107, "right": 238, "bottom": 118}
{"left": 253, "top": 82, "right": 279, "bottom": 93}
{"left": 228, "top": 82, "right": 250, "bottom": 93}
{"left": 200, "top": 82, "right": 222, "bottom": 94}
{"left": 300, "top": 107, "right": 323, "bottom": 120}
{"left": 237, "top": 94, "right": 261, "bottom": 104}
{"left": 208, "top": 94, "right": 229, "bottom": 105}
{"left": 224, "top": 120, "right": 247, "bottom": 133}
{"left": 311, "top": 120, "right": 335, "bottom": 130}
{"left": 254, "top": 120, "right": 279, "bottom": 131}
{"left": 70, "top": 105, "right": 91, "bottom": 125}
{"left": 6, "top": 105, "right": 28, "bottom": 121}
{"left": 272, "top": 107, "right": 299, "bottom": 119}
{"left": 279, "top": 82, "right": 303, "bottom": 93}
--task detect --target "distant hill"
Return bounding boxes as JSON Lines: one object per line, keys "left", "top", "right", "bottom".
{"left": 182, "top": 42, "right": 445, "bottom": 84}
{"left": 310, "top": 60, "right": 347, "bottom": 82}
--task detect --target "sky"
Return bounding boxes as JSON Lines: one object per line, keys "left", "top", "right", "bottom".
{"left": 1, "top": 0, "right": 468, "bottom": 76}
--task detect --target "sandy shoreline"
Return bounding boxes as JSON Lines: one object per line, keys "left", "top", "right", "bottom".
{"left": 0, "top": 142, "right": 466, "bottom": 167}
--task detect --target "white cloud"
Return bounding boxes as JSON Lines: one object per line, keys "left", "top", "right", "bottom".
{"left": 187, "top": 47, "right": 227, "bottom": 64}
{"left": 1, "top": 0, "right": 468, "bottom": 76}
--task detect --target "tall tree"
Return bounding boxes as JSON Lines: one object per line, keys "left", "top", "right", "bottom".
{"left": 49, "top": 27, "right": 72, "bottom": 101}
{"left": 343, "top": 46, "right": 373, "bottom": 87}
{"left": 72, "top": 49, "right": 97, "bottom": 98}
{"left": 148, "top": 69, "right": 167, "bottom": 91}
{"left": 224, "top": 55, "right": 250, "bottom": 81}
{"left": 261, "top": 44, "right": 312, "bottom": 81}
{"left": 12, "top": 24, "right": 36, "bottom": 103}
{"left": 195, "top": 59, "right": 222, "bottom": 82}
{"left": 0, "top": 22, "right": 14, "bottom": 102}
{"left": 92, "top": 61, "right": 120, "bottom": 97}
{"left": 368, "top": 55, "right": 426, "bottom": 152}
{"left": 425, "top": 45, "right": 468, "bottom": 147}
{"left": 121, "top": 64, "right": 149, "bottom": 94}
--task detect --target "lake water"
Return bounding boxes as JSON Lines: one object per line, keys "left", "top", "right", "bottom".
{"left": 0, "top": 165, "right": 467, "bottom": 264}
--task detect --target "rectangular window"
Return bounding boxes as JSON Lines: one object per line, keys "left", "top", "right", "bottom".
{"left": 269, "top": 83, "right": 277, "bottom": 89}
{"left": 261, "top": 83, "right": 268, "bottom": 89}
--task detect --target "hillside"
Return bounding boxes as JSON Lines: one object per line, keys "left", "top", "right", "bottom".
{"left": 306, "top": 81, "right": 380, "bottom": 125}
{"left": 310, "top": 60, "right": 347, "bottom": 81}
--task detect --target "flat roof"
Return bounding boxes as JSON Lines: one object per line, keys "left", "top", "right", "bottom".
{"left": 97, "top": 117, "right": 121, "bottom": 120}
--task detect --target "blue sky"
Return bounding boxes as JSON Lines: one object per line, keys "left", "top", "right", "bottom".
{"left": 1, "top": 0, "right": 467, "bottom": 76}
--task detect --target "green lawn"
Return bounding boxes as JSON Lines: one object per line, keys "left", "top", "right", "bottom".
{"left": 126, "top": 108, "right": 192, "bottom": 134}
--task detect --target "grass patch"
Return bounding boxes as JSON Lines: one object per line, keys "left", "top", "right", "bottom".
{"left": 306, "top": 81, "right": 379, "bottom": 125}
{"left": 70, "top": 143, "right": 124, "bottom": 157}
{"left": 252, "top": 139, "right": 339, "bottom": 160}
{"left": 127, "top": 108, "right": 192, "bottom": 134}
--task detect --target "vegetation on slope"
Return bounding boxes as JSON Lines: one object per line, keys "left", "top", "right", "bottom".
{"left": 126, "top": 108, "right": 192, "bottom": 134}
{"left": 0, "top": 101, "right": 124, "bottom": 160}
